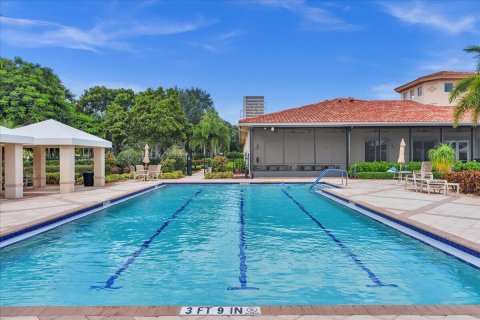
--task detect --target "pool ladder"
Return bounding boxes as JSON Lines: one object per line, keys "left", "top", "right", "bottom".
{"left": 310, "top": 169, "right": 348, "bottom": 190}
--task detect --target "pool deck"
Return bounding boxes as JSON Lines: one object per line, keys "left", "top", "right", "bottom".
{"left": 0, "top": 305, "right": 480, "bottom": 319}
{"left": 1, "top": 175, "right": 480, "bottom": 318}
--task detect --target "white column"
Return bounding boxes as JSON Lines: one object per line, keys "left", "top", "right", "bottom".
{"left": 0, "top": 146, "right": 3, "bottom": 194}
{"left": 93, "top": 147, "right": 105, "bottom": 187}
{"left": 4, "top": 143, "right": 23, "bottom": 199}
{"left": 59, "top": 146, "right": 75, "bottom": 193}
{"left": 33, "top": 146, "right": 46, "bottom": 189}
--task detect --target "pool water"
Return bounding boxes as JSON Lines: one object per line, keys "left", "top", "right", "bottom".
{"left": 1, "top": 184, "right": 479, "bottom": 305}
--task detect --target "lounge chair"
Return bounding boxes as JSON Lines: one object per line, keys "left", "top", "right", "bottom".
{"left": 134, "top": 165, "right": 147, "bottom": 181}
{"left": 147, "top": 165, "right": 162, "bottom": 180}
{"left": 128, "top": 165, "right": 135, "bottom": 174}
{"left": 405, "top": 161, "right": 447, "bottom": 195}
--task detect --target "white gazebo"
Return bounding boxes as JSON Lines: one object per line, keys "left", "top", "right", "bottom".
{"left": 0, "top": 119, "right": 112, "bottom": 198}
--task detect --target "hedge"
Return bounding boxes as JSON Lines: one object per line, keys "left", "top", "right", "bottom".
{"left": 161, "top": 171, "right": 184, "bottom": 179}
{"left": 453, "top": 161, "right": 480, "bottom": 172}
{"left": 105, "top": 173, "right": 134, "bottom": 183}
{"left": 205, "top": 172, "right": 234, "bottom": 179}
{"left": 442, "top": 171, "right": 480, "bottom": 194}
{"left": 348, "top": 161, "right": 421, "bottom": 175}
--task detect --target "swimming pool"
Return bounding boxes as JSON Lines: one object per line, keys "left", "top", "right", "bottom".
{"left": 1, "top": 184, "right": 479, "bottom": 305}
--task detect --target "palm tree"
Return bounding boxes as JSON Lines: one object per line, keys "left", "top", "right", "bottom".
{"left": 189, "top": 110, "right": 230, "bottom": 172}
{"left": 449, "top": 45, "right": 480, "bottom": 127}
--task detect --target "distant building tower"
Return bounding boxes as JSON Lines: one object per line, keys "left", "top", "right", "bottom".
{"left": 243, "top": 96, "right": 265, "bottom": 118}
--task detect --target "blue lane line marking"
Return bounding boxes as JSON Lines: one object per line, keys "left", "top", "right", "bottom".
{"left": 91, "top": 190, "right": 202, "bottom": 290}
{"left": 282, "top": 189, "right": 397, "bottom": 288}
{"left": 228, "top": 189, "right": 259, "bottom": 290}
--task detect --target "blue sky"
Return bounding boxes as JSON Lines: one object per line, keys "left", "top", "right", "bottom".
{"left": 1, "top": 0, "right": 479, "bottom": 123}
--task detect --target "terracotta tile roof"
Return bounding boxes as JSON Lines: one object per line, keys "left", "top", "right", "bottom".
{"left": 394, "top": 71, "right": 475, "bottom": 92}
{"left": 239, "top": 98, "right": 467, "bottom": 125}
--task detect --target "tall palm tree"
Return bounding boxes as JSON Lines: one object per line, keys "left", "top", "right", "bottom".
{"left": 449, "top": 45, "right": 480, "bottom": 127}
{"left": 189, "top": 110, "right": 230, "bottom": 171}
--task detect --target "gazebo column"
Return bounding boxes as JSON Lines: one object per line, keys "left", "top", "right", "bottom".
{"left": 4, "top": 143, "right": 23, "bottom": 199}
{"left": 93, "top": 147, "right": 105, "bottom": 187}
{"left": 33, "top": 146, "right": 46, "bottom": 189}
{"left": 59, "top": 146, "right": 75, "bottom": 193}
{"left": 0, "top": 146, "right": 3, "bottom": 193}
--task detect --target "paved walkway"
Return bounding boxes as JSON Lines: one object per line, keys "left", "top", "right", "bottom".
{"left": 321, "top": 178, "right": 480, "bottom": 250}
{"left": 0, "top": 315, "right": 479, "bottom": 319}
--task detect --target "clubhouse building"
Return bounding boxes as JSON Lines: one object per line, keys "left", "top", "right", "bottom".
{"left": 239, "top": 71, "right": 479, "bottom": 177}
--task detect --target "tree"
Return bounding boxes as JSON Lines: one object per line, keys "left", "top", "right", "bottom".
{"left": 77, "top": 86, "right": 135, "bottom": 116}
{"left": 129, "top": 88, "right": 190, "bottom": 151}
{"left": 225, "top": 121, "right": 241, "bottom": 151}
{"left": 177, "top": 87, "right": 215, "bottom": 125}
{"left": 104, "top": 102, "right": 129, "bottom": 154}
{"left": 450, "top": 45, "right": 480, "bottom": 127}
{"left": 0, "top": 57, "right": 76, "bottom": 126}
{"left": 189, "top": 110, "right": 230, "bottom": 158}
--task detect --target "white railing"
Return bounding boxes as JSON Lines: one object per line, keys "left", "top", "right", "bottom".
{"left": 310, "top": 169, "right": 348, "bottom": 190}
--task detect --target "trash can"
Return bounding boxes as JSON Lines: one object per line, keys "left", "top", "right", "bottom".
{"left": 83, "top": 171, "right": 94, "bottom": 187}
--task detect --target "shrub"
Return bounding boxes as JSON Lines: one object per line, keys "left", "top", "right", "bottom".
{"left": 205, "top": 172, "right": 234, "bottom": 179}
{"left": 45, "top": 173, "right": 83, "bottom": 184}
{"left": 225, "top": 151, "right": 243, "bottom": 159}
{"left": 105, "top": 173, "right": 134, "bottom": 183}
{"left": 161, "top": 171, "right": 184, "bottom": 179}
{"left": 453, "top": 161, "right": 480, "bottom": 172}
{"left": 355, "top": 172, "right": 395, "bottom": 179}
{"left": 105, "top": 151, "right": 117, "bottom": 175}
{"left": 354, "top": 172, "right": 441, "bottom": 180}
{"left": 162, "top": 145, "right": 187, "bottom": 171}
{"left": 428, "top": 144, "right": 456, "bottom": 173}
{"left": 116, "top": 148, "right": 143, "bottom": 168}
{"left": 211, "top": 156, "right": 228, "bottom": 172}
{"left": 160, "top": 159, "right": 176, "bottom": 173}
{"left": 348, "top": 161, "right": 421, "bottom": 176}
{"left": 442, "top": 171, "right": 480, "bottom": 194}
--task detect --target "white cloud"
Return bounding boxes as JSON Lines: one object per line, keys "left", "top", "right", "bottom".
{"left": 380, "top": 1, "right": 477, "bottom": 34}
{"left": 336, "top": 55, "right": 354, "bottom": 63}
{"left": 0, "top": 15, "right": 214, "bottom": 53}
{"left": 256, "top": 0, "right": 360, "bottom": 31}
{"left": 371, "top": 83, "right": 400, "bottom": 100}
{"left": 420, "top": 57, "right": 476, "bottom": 72}
{"left": 184, "top": 29, "right": 244, "bottom": 52}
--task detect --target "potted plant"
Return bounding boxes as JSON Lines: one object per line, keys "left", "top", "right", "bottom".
{"left": 428, "top": 144, "right": 456, "bottom": 173}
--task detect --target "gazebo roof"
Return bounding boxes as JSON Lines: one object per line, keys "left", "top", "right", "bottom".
{"left": 0, "top": 126, "right": 35, "bottom": 144}
{"left": 11, "top": 119, "right": 112, "bottom": 148}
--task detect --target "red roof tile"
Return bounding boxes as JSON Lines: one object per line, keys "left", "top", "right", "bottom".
{"left": 394, "top": 71, "right": 475, "bottom": 92}
{"left": 238, "top": 98, "right": 468, "bottom": 125}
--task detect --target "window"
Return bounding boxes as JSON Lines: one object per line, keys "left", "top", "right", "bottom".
{"left": 365, "top": 140, "right": 387, "bottom": 162}
{"left": 447, "top": 141, "right": 470, "bottom": 161}
{"left": 410, "top": 89, "right": 415, "bottom": 99}
{"left": 403, "top": 93, "right": 407, "bottom": 100}
{"left": 417, "top": 86, "right": 423, "bottom": 96}
{"left": 444, "top": 83, "right": 453, "bottom": 92}
{"left": 413, "top": 140, "right": 435, "bottom": 161}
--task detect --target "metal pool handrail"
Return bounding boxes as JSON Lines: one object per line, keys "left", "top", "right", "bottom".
{"left": 310, "top": 169, "right": 348, "bottom": 190}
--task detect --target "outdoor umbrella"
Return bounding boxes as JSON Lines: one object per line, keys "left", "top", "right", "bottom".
{"left": 397, "top": 139, "right": 406, "bottom": 180}
{"left": 143, "top": 144, "right": 150, "bottom": 168}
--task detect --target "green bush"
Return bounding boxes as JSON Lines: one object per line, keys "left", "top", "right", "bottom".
{"left": 105, "top": 151, "right": 116, "bottom": 175}
{"left": 162, "top": 145, "right": 187, "bottom": 171}
{"left": 225, "top": 151, "right": 243, "bottom": 159}
{"left": 453, "top": 161, "right": 480, "bottom": 172}
{"left": 205, "top": 171, "right": 234, "bottom": 179}
{"left": 161, "top": 171, "right": 184, "bottom": 179}
{"left": 428, "top": 144, "right": 456, "bottom": 173}
{"left": 211, "top": 156, "right": 228, "bottom": 172}
{"left": 116, "top": 148, "right": 143, "bottom": 168}
{"left": 45, "top": 172, "right": 83, "bottom": 184}
{"left": 442, "top": 171, "right": 480, "bottom": 194}
{"left": 355, "top": 172, "right": 395, "bottom": 179}
{"left": 160, "top": 159, "right": 176, "bottom": 173}
{"left": 226, "top": 158, "right": 245, "bottom": 173}
{"left": 349, "top": 161, "right": 421, "bottom": 176}
{"left": 105, "top": 173, "right": 134, "bottom": 183}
